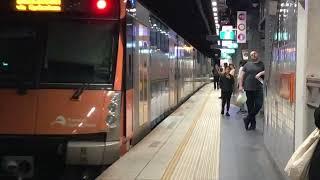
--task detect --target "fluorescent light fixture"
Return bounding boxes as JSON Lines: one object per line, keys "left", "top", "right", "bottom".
{"left": 215, "top": 20, "right": 218, "bottom": 24}
{"left": 213, "top": 7, "right": 218, "bottom": 12}
{"left": 214, "top": 17, "right": 218, "bottom": 20}
{"left": 212, "top": 1, "right": 217, "bottom": 6}
{"left": 214, "top": 13, "right": 218, "bottom": 16}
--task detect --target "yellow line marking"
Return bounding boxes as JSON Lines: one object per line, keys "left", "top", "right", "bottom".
{"left": 161, "top": 88, "right": 212, "bottom": 180}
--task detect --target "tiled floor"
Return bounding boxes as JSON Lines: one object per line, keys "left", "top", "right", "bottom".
{"left": 97, "top": 84, "right": 284, "bottom": 180}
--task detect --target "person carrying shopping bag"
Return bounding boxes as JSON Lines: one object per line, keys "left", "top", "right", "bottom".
{"left": 239, "top": 51, "right": 265, "bottom": 130}
{"left": 285, "top": 105, "right": 320, "bottom": 180}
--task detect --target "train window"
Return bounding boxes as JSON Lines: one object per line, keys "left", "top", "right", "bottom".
{"left": 150, "top": 29, "right": 157, "bottom": 47}
{"left": 164, "top": 35, "right": 169, "bottom": 53}
{"left": 150, "top": 17, "right": 157, "bottom": 47}
{"left": 156, "top": 23, "right": 161, "bottom": 49}
{"left": 160, "top": 34, "right": 164, "bottom": 51}
{"left": 149, "top": 16, "right": 169, "bottom": 53}
{"left": 42, "top": 20, "right": 117, "bottom": 84}
{"left": 0, "top": 22, "right": 38, "bottom": 87}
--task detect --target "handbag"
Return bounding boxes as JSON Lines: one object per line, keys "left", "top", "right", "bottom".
{"left": 285, "top": 129, "right": 320, "bottom": 180}
{"left": 236, "top": 91, "right": 247, "bottom": 106}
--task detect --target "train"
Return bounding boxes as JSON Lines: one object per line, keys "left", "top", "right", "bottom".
{"left": 0, "top": 0, "right": 211, "bottom": 179}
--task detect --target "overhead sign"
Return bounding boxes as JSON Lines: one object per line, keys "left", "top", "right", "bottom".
{"left": 221, "top": 48, "right": 235, "bottom": 54}
{"left": 221, "top": 53, "right": 232, "bottom": 59}
{"left": 222, "top": 25, "right": 233, "bottom": 31}
{"left": 219, "top": 30, "right": 236, "bottom": 40}
{"left": 221, "top": 41, "right": 238, "bottom": 49}
{"left": 237, "top": 11, "right": 247, "bottom": 43}
{"left": 16, "top": 0, "right": 62, "bottom": 12}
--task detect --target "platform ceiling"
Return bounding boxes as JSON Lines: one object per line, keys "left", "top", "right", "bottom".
{"left": 139, "top": 0, "right": 259, "bottom": 57}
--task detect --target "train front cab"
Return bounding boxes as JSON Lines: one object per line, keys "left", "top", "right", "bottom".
{"left": 0, "top": 0, "right": 210, "bottom": 179}
{"left": 0, "top": 0, "right": 127, "bottom": 179}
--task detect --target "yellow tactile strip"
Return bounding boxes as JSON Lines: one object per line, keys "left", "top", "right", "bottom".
{"left": 162, "top": 85, "right": 221, "bottom": 180}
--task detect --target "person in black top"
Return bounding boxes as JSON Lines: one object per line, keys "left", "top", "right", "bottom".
{"left": 220, "top": 66, "right": 235, "bottom": 116}
{"left": 239, "top": 51, "right": 265, "bottom": 130}
{"left": 218, "top": 66, "right": 224, "bottom": 99}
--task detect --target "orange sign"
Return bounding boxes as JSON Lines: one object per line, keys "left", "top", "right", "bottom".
{"left": 279, "top": 73, "right": 296, "bottom": 103}
{"left": 16, "top": 0, "right": 62, "bottom": 12}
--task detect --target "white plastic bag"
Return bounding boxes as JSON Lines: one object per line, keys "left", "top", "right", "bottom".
{"left": 285, "top": 129, "right": 320, "bottom": 180}
{"left": 236, "top": 91, "right": 247, "bottom": 106}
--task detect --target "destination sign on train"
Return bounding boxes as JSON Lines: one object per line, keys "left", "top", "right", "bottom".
{"left": 16, "top": 0, "right": 62, "bottom": 12}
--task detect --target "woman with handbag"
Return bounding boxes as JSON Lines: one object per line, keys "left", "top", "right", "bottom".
{"left": 309, "top": 105, "right": 320, "bottom": 180}
{"left": 285, "top": 105, "right": 320, "bottom": 180}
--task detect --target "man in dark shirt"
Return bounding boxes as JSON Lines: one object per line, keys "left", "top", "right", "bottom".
{"left": 220, "top": 66, "right": 235, "bottom": 117}
{"left": 239, "top": 51, "right": 265, "bottom": 130}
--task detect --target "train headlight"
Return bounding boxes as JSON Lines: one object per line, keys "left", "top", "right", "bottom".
{"left": 106, "top": 92, "right": 121, "bottom": 130}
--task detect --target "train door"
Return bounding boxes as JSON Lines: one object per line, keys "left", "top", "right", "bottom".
{"left": 177, "top": 39, "right": 185, "bottom": 101}
{"left": 125, "top": 17, "right": 134, "bottom": 141}
{"left": 131, "top": 20, "right": 151, "bottom": 145}
{"left": 137, "top": 24, "right": 150, "bottom": 127}
{"left": 176, "top": 38, "right": 182, "bottom": 102}
{"left": 192, "top": 49, "right": 196, "bottom": 92}
{"left": 169, "top": 34, "right": 178, "bottom": 108}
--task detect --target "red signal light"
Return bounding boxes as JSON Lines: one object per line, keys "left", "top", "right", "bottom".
{"left": 97, "top": 0, "right": 107, "bottom": 10}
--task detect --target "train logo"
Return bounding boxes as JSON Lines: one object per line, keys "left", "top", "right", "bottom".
{"left": 50, "top": 115, "right": 97, "bottom": 128}
{"left": 51, "top": 115, "right": 67, "bottom": 126}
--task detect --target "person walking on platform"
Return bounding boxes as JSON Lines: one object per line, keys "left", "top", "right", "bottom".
{"left": 239, "top": 51, "right": 265, "bottom": 130}
{"left": 212, "top": 64, "right": 220, "bottom": 90}
{"left": 218, "top": 66, "right": 224, "bottom": 99}
{"left": 220, "top": 66, "right": 235, "bottom": 117}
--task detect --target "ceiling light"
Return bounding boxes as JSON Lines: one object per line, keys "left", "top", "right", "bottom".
{"left": 213, "top": 7, "right": 218, "bottom": 12}
{"left": 214, "top": 17, "right": 218, "bottom": 20}
{"left": 215, "top": 20, "right": 218, "bottom": 24}
{"left": 212, "top": 1, "right": 217, "bottom": 6}
{"left": 214, "top": 13, "right": 218, "bottom": 16}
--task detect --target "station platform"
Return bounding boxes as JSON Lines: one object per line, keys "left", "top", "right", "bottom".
{"left": 97, "top": 84, "right": 284, "bottom": 180}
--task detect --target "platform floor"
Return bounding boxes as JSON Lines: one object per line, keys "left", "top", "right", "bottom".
{"left": 97, "top": 84, "right": 284, "bottom": 180}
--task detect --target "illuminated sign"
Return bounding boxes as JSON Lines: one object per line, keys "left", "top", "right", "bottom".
{"left": 221, "top": 52, "right": 231, "bottom": 59}
{"left": 221, "top": 41, "right": 238, "bottom": 49}
{"left": 221, "top": 48, "right": 235, "bottom": 54}
{"left": 274, "top": 32, "right": 289, "bottom": 41}
{"left": 16, "top": 0, "right": 62, "bottom": 12}
{"left": 219, "top": 30, "right": 236, "bottom": 40}
{"left": 222, "top": 26, "right": 233, "bottom": 31}
{"left": 237, "top": 11, "right": 247, "bottom": 43}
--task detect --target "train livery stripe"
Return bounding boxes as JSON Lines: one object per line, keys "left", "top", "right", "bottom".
{"left": 114, "top": 29, "right": 124, "bottom": 91}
